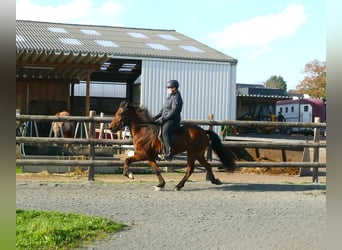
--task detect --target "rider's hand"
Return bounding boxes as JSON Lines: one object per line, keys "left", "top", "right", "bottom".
{"left": 155, "top": 117, "right": 163, "bottom": 125}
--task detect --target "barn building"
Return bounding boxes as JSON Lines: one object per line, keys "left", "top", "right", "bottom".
{"left": 236, "top": 83, "right": 292, "bottom": 119}
{"left": 16, "top": 20, "right": 237, "bottom": 135}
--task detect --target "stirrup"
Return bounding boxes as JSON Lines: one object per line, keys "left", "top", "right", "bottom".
{"left": 157, "top": 154, "right": 165, "bottom": 161}
{"left": 164, "top": 155, "right": 172, "bottom": 161}
{"left": 156, "top": 153, "right": 172, "bottom": 161}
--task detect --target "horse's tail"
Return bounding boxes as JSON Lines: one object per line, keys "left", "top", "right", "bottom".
{"left": 205, "top": 130, "right": 236, "bottom": 172}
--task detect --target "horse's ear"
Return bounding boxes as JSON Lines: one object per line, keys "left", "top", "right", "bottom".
{"left": 119, "top": 101, "right": 129, "bottom": 108}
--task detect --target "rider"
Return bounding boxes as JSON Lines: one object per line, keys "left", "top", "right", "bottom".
{"left": 153, "top": 80, "right": 183, "bottom": 161}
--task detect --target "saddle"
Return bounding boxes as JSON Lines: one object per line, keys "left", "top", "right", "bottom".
{"left": 150, "top": 124, "right": 182, "bottom": 155}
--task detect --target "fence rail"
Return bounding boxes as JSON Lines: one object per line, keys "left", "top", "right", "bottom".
{"left": 16, "top": 114, "right": 327, "bottom": 128}
{"left": 16, "top": 159, "right": 325, "bottom": 168}
{"left": 16, "top": 112, "right": 326, "bottom": 183}
{"left": 15, "top": 137, "right": 326, "bottom": 148}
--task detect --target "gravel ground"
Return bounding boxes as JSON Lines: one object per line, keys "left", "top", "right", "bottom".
{"left": 16, "top": 175, "right": 326, "bottom": 250}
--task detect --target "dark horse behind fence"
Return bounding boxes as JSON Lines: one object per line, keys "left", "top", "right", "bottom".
{"left": 109, "top": 101, "right": 236, "bottom": 191}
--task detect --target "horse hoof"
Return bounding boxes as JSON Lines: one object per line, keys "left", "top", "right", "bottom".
{"left": 174, "top": 187, "right": 180, "bottom": 191}
{"left": 154, "top": 186, "right": 163, "bottom": 191}
{"left": 215, "top": 179, "right": 222, "bottom": 185}
{"left": 128, "top": 172, "right": 134, "bottom": 179}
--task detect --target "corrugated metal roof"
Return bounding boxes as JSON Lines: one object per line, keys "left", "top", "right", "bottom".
{"left": 16, "top": 20, "right": 237, "bottom": 82}
{"left": 16, "top": 20, "right": 237, "bottom": 62}
{"left": 236, "top": 85, "right": 290, "bottom": 99}
{"left": 237, "top": 93, "right": 291, "bottom": 99}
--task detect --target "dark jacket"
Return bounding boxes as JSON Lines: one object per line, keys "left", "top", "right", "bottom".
{"left": 155, "top": 91, "right": 183, "bottom": 124}
{"left": 277, "top": 114, "right": 286, "bottom": 122}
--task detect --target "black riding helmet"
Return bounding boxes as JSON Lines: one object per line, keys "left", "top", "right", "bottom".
{"left": 166, "top": 80, "right": 179, "bottom": 89}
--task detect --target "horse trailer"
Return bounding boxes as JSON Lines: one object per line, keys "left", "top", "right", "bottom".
{"left": 275, "top": 98, "right": 326, "bottom": 135}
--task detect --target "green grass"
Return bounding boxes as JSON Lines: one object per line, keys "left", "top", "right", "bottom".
{"left": 16, "top": 209, "right": 126, "bottom": 250}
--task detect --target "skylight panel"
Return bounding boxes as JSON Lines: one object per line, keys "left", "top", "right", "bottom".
{"left": 119, "top": 63, "right": 136, "bottom": 72}
{"left": 16, "top": 34, "right": 25, "bottom": 42}
{"left": 94, "top": 40, "right": 118, "bottom": 47}
{"left": 59, "top": 37, "right": 82, "bottom": 45}
{"left": 100, "top": 62, "right": 111, "bottom": 71}
{"left": 127, "top": 32, "right": 149, "bottom": 39}
{"left": 48, "top": 27, "right": 68, "bottom": 33}
{"left": 146, "top": 43, "right": 171, "bottom": 51}
{"left": 80, "top": 29, "right": 101, "bottom": 35}
{"left": 179, "top": 45, "right": 204, "bottom": 53}
{"left": 157, "top": 34, "right": 179, "bottom": 40}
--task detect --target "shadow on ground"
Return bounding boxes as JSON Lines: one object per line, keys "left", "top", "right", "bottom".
{"left": 197, "top": 182, "right": 326, "bottom": 192}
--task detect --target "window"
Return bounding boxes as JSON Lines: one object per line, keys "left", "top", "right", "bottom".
{"left": 157, "top": 34, "right": 179, "bottom": 40}
{"left": 304, "top": 105, "right": 309, "bottom": 112}
{"left": 59, "top": 37, "right": 82, "bottom": 45}
{"left": 48, "top": 27, "right": 67, "bottom": 33}
{"left": 291, "top": 106, "right": 294, "bottom": 112}
{"left": 285, "top": 107, "right": 288, "bottom": 113}
{"left": 94, "top": 40, "right": 118, "bottom": 47}
{"left": 73, "top": 81, "right": 126, "bottom": 98}
{"left": 80, "top": 29, "right": 101, "bottom": 35}
{"left": 179, "top": 45, "right": 204, "bottom": 53}
{"left": 127, "top": 32, "right": 149, "bottom": 39}
{"left": 146, "top": 43, "right": 171, "bottom": 51}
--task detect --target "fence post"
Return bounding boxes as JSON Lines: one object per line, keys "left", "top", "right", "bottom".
{"left": 88, "top": 110, "right": 96, "bottom": 181}
{"left": 99, "top": 112, "right": 105, "bottom": 139}
{"left": 312, "top": 117, "right": 320, "bottom": 183}
{"left": 299, "top": 147, "right": 311, "bottom": 176}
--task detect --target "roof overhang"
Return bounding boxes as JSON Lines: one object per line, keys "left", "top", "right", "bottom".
{"left": 16, "top": 49, "right": 108, "bottom": 82}
{"left": 16, "top": 49, "right": 142, "bottom": 84}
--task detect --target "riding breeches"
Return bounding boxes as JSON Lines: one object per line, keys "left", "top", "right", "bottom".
{"left": 161, "top": 120, "right": 177, "bottom": 155}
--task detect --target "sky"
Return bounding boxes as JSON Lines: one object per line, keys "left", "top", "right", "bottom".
{"left": 16, "top": 0, "right": 326, "bottom": 90}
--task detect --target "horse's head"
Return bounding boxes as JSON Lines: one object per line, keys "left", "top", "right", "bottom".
{"left": 109, "top": 101, "right": 129, "bottom": 133}
{"left": 52, "top": 111, "right": 72, "bottom": 138}
{"left": 109, "top": 101, "right": 153, "bottom": 133}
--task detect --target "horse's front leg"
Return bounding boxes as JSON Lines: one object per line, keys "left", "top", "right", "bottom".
{"left": 147, "top": 160, "right": 166, "bottom": 190}
{"left": 122, "top": 152, "right": 147, "bottom": 179}
{"left": 123, "top": 156, "right": 135, "bottom": 179}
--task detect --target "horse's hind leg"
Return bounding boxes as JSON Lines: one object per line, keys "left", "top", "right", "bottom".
{"left": 197, "top": 156, "right": 222, "bottom": 185}
{"left": 147, "top": 160, "right": 166, "bottom": 190}
{"left": 174, "top": 157, "right": 196, "bottom": 191}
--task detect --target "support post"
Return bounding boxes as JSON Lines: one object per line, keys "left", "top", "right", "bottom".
{"left": 281, "top": 148, "right": 287, "bottom": 162}
{"left": 88, "top": 110, "right": 96, "bottom": 181}
{"left": 312, "top": 117, "right": 320, "bottom": 183}
{"left": 85, "top": 70, "right": 91, "bottom": 116}
{"left": 99, "top": 112, "right": 105, "bottom": 139}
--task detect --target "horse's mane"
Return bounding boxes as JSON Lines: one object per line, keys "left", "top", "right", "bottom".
{"left": 122, "top": 101, "right": 153, "bottom": 123}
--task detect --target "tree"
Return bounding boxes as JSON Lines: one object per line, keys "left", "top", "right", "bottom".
{"left": 264, "top": 75, "right": 287, "bottom": 92}
{"left": 296, "top": 59, "right": 326, "bottom": 99}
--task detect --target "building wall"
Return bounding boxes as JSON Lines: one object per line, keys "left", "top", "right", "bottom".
{"left": 141, "top": 59, "right": 236, "bottom": 124}
{"left": 16, "top": 81, "right": 70, "bottom": 115}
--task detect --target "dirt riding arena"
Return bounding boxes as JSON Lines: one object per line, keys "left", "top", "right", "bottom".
{"left": 16, "top": 165, "right": 326, "bottom": 250}
{"left": 16, "top": 144, "right": 326, "bottom": 250}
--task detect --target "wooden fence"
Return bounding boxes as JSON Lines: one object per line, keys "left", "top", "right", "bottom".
{"left": 16, "top": 111, "right": 326, "bottom": 182}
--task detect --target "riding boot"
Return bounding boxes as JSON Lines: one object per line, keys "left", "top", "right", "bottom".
{"left": 164, "top": 147, "right": 172, "bottom": 161}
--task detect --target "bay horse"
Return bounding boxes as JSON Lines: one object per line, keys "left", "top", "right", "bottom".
{"left": 109, "top": 101, "right": 236, "bottom": 191}
{"left": 52, "top": 111, "right": 75, "bottom": 146}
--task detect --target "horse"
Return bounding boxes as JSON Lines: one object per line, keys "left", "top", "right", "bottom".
{"left": 109, "top": 101, "right": 236, "bottom": 191}
{"left": 52, "top": 111, "right": 75, "bottom": 146}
